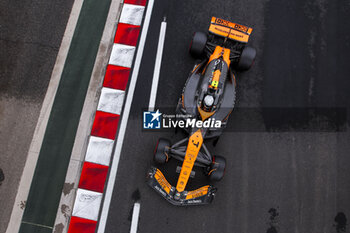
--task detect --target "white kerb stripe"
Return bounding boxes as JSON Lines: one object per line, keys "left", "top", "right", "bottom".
{"left": 85, "top": 136, "right": 114, "bottom": 166}
{"left": 109, "top": 44, "right": 136, "bottom": 68}
{"left": 130, "top": 202, "right": 141, "bottom": 233}
{"left": 72, "top": 189, "right": 102, "bottom": 221}
{"left": 97, "top": 87, "right": 125, "bottom": 115}
{"left": 148, "top": 20, "right": 167, "bottom": 111}
{"left": 119, "top": 4, "right": 145, "bottom": 26}
{"left": 97, "top": 0, "right": 155, "bottom": 232}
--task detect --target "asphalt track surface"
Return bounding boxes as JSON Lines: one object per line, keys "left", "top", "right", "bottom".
{"left": 105, "top": 0, "right": 350, "bottom": 233}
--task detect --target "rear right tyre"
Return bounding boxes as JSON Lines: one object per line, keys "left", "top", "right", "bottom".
{"left": 189, "top": 31, "right": 208, "bottom": 58}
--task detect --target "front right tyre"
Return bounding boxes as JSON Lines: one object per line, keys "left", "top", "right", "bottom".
{"left": 153, "top": 138, "right": 171, "bottom": 164}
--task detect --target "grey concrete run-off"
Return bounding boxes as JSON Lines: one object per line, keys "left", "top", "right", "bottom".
{"left": 0, "top": 0, "right": 75, "bottom": 232}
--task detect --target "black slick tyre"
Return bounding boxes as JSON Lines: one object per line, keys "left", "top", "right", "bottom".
{"left": 154, "top": 138, "right": 171, "bottom": 164}
{"left": 237, "top": 46, "right": 256, "bottom": 71}
{"left": 208, "top": 155, "right": 226, "bottom": 181}
{"left": 189, "top": 32, "right": 207, "bottom": 58}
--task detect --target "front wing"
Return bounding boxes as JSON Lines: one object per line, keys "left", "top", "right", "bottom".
{"left": 146, "top": 166, "right": 217, "bottom": 206}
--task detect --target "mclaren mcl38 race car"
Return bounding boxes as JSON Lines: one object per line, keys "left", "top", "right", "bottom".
{"left": 147, "top": 17, "right": 256, "bottom": 205}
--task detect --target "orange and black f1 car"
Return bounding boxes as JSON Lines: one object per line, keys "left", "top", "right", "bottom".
{"left": 147, "top": 17, "right": 256, "bottom": 205}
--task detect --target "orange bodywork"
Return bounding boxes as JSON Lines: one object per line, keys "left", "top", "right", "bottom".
{"left": 207, "top": 46, "right": 231, "bottom": 90}
{"left": 176, "top": 129, "right": 204, "bottom": 192}
{"left": 209, "top": 17, "right": 252, "bottom": 43}
{"left": 208, "top": 46, "right": 231, "bottom": 67}
{"left": 186, "top": 185, "right": 210, "bottom": 200}
{"left": 197, "top": 106, "right": 215, "bottom": 121}
{"left": 191, "top": 64, "right": 201, "bottom": 73}
{"left": 210, "top": 70, "right": 221, "bottom": 88}
{"left": 174, "top": 20, "right": 243, "bottom": 193}
{"left": 154, "top": 169, "right": 172, "bottom": 194}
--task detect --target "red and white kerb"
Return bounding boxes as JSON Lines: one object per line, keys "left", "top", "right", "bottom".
{"left": 68, "top": 0, "right": 147, "bottom": 232}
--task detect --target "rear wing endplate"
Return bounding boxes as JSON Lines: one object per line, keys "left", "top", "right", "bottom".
{"left": 209, "top": 17, "right": 253, "bottom": 43}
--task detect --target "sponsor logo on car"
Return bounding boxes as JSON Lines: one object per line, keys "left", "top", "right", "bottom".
{"left": 187, "top": 199, "right": 202, "bottom": 204}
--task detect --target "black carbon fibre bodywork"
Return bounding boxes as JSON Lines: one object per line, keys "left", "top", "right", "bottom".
{"left": 176, "top": 59, "right": 236, "bottom": 139}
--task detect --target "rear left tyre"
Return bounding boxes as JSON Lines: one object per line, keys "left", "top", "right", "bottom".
{"left": 237, "top": 46, "right": 256, "bottom": 71}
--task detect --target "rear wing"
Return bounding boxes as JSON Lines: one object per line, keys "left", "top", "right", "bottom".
{"left": 209, "top": 17, "right": 253, "bottom": 43}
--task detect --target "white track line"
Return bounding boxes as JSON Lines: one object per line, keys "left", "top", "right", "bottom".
{"left": 96, "top": 0, "right": 154, "bottom": 232}
{"left": 129, "top": 202, "right": 141, "bottom": 233}
{"left": 148, "top": 19, "right": 167, "bottom": 111}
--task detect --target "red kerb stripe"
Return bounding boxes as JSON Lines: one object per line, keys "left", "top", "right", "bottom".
{"left": 114, "top": 23, "right": 141, "bottom": 46}
{"left": 124, "top": 0, "right": 147, "bottom": 6}
{"left": 78, "top": 162, "right": 109, "bottom": 193}
{"left": 103, "top": 65, "right": 130, "bottom": 90}
{"left": 68, "top": 216, "right": 97, "bottom": 233}
{"left": 91, "top": 111, "right": 120, "bottom": 140}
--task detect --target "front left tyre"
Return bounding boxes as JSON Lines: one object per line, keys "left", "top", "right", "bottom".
{"left": 208, "top": 155, "right": 226, "bottom": 181}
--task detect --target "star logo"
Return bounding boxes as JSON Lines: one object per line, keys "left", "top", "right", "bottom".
{"left": 150, "top": 109, "right": 162, "bottom": 122}
{"left": 143, "top": 109, "right": 162, "bottom": 129}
